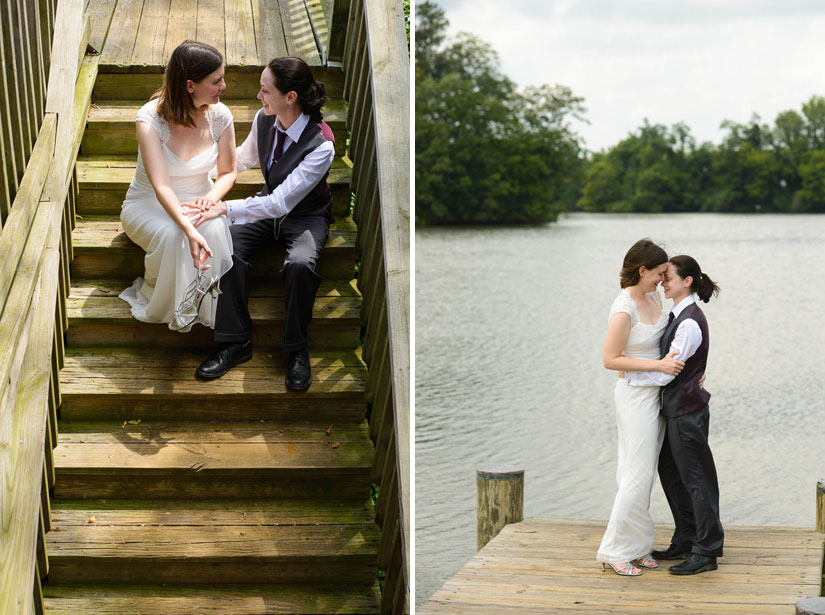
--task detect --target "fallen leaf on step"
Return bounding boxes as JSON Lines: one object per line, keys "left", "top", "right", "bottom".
{"left": 87, "top": 517, "right": 96, "bottom": 524}
{"left": 265, "top": 354, "right": 273, "bottom": 358}
{"left": 121, "top": 421, "right": 127, "bottom": 428}
{"left": 325, "top": 423, "right": 334, "bottom": 435}
{"left": 127, "top": 419, "right": 141, "bottom": 425}
{"left": 331, "top": 442, "right": 340, "bottom": 449}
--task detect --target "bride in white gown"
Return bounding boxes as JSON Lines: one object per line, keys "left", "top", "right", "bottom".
{"left": 119, "top": 40, "right": 237, "bottom": 331}
{"left": 596, "top": 239, "right": 684, "bottom": 576}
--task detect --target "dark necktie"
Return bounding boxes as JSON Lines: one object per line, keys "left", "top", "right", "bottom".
{"left": 667, "top": 311, "right": 675, "bottom": 326}
{"left": 271, "top": 129, "right": 286, "bottom": 166}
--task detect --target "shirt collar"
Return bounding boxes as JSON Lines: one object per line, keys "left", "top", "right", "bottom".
{"left": 275, "top": 113, "right": 309, "bottom": 144}
{"left": 670, "top": 293, "right": 696, "bottom": 319}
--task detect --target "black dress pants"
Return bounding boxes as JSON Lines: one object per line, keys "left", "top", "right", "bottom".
{"left": 213, "top": 215, "right": 329, "bottom": 351}
{"left": 658, "top": 406, "right": 724, "bottom": 557}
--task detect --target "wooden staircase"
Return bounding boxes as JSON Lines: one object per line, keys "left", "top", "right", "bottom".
{"left": 42, "top": 60, "right": 381, "bottom": 614}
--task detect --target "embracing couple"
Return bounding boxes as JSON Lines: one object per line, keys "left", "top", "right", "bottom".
{"left": 596, "top": 239, "right": 724, "bottom": 577}
{"left": 118, "top": 40, "right": 334, "bottom": 389}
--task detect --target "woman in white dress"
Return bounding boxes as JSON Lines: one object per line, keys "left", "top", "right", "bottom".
{"left": 119, "top": 40, "right": 237, "bottom": 331}
{"left": 596, "top": 239, "right": 685, "bottom": 576}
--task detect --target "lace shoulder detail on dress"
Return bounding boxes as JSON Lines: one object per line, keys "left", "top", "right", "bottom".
{"left": 135, "top": 99, "right": 170, "bottom": 144}
{"left": 609, "top": 289, "right": 639, "bottom": 327}
{"left": 208, "top": 102, "right": 233, "bottom": 142}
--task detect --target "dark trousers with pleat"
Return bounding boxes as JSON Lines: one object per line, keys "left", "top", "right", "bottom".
{"left": 658, "top": 406, "right": 724, "bottom": 557}
{"left": 213, "top": 215, "right": 329, "bottom": 352}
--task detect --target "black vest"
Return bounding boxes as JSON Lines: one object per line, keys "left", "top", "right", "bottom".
{"left": 660, "top": 301, "right": 711, "bottom": 417}
{"left": 256, "top": 112, "right": 334, "bottom": 222}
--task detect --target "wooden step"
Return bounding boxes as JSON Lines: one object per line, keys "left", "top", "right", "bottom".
{"left": 44, "top": 584, "right": 381, "bottom": 614}
{"left": 67, "top": 279, "right": 361, "bottom": 349}
{"left": 53, "top": 420, "right": 373, "bottom": 500}
{"left": 45, "top": 500, "right": 378, "bottom": 584}
{"left": 70, "top": 215, "right": 357, "bottom": 280}
{"left": 93, "top": 68, "right": 345, "bottom": 100}
{"left": 77, "top": 156, "right": 353, "bottom": 217}
{"left": 83, "top": 99, "right": 348, "bottom": 156}
{"left": 59, "top": 348, "right": 367, "bottom": 421}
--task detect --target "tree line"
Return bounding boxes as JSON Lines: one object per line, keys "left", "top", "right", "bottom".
{"left": 416, "top": 1, "right": 825, "bottom": 225}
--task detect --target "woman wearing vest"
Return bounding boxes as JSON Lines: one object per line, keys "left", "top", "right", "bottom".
{"left": 187, "top": 57, "right": 335, "bottom": 390}
{"left": 648, "top": 255, "right": 724, "bottom": 575}
{"left": 619, "top": 254, "right": 723, "bottom": 575}
{"left": 598, "top": 240, "right": 686, "bottom": 576}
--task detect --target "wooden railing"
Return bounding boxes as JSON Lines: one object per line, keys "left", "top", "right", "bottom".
{"left": 342, "top": 0, "right": 410, "bottom": 613}
{"left": 0, "top": 0, "right": 91, "bottom": 613}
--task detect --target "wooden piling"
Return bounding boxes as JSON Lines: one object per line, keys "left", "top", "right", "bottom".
{"left": 817, "top": 479, "right": 824, "bottom": 533}
{"left": 476, "top": 469, "right": 524, "bottom": 551}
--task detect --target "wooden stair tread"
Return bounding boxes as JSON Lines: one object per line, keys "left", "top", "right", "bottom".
{"left": 43, "top": 583, "right": 381, "bottom": 614}
{"left": 72, "top": 215, "right": 355, "bottom": 250}
{"left": 47, "top": 524, "right": 376, "bottom": 558}
{"left": 77, "top": 156, "right": 352, "bottom": 187}
{"left": 69, "top": 291, "right": 361, "bottom": 323}
{"left": 51, "top": 499, "right": 375, "bottom": 524}
{"left": 87, "top": 99, "right": 347, "bottom": 129}
{"left": 55, "top": 419, "right": 372, "bottom": 473}
{"left": 60, "top": 348, "right": 367, "bottom": 396}
{"left": 72, "top": 278, "right": 361, "bottom": 298}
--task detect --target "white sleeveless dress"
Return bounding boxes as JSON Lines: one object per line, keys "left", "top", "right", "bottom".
{"left": 119, "top": 99, "right": 234, "bottom": 332}
{"left": 596, "top": 288, "right": 668, "bottom": 564}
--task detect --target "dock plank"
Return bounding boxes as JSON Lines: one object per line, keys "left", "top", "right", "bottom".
{"left": 100, "top": 0, "right": 144, "bottom": 66}
{"left": 419, "top": 518, "right": 825, "bottom": 615}
{"left": 162, "top": 0, "right": 198, "bottom": 62}
{"left": 131, "top": 0, "right": 170, "bottom": 66}
{"left": 225, "top": 0, "right": 257, "bottom": 68}
{"left": 252, "top": 0, "right": 288, "bottom": 64}
{"left": 196, "top": 0, "right": 225, "bottom": 59}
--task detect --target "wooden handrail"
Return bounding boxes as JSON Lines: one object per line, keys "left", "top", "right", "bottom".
{"left": 0, "top": 0, "right": 87, "bottom": 612}
{"left": 341, "top": 0, "right": 409, "bottom": 612}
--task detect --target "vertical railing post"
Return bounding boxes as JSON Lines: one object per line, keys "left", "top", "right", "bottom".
{"left": 816, "top": 479, "right": 824, "bottom": 534}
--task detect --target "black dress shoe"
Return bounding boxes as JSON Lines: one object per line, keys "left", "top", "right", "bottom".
{"left": 668, "top": 553, "right": 717, "bottom": 575}
{"left": 285, "top": 349, "right": 312, "bottom": 390}
{"left": 651, "top": 544, "right": 691, "bottom": 560}
{"left": 196, "top": 340, "right": 253, "bottom": 379}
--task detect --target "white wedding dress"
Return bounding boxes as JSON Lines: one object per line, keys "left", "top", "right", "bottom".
{"left": 119, "top": 99, "right": 234, "bottom": 332}
{"left": 596, "top": 288, "right": 668, "bottom": 564}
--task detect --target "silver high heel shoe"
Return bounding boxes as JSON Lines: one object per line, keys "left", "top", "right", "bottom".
{"left": 172, "top": 267, "right": 222, "bottom": 330}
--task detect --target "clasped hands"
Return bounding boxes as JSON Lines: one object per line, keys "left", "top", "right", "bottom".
{"left": 181, "top": 197, "right": 227, "bottom": 228}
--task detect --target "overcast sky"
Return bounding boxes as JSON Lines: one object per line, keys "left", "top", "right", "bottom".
{"left": 429, "top": 0, "right": 825, "bottom": 152}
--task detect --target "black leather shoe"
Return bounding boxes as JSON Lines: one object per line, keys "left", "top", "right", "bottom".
{"left": 669, "top": 553, "right": 717, "bottom": 575}
{"left": 285, "top": 349, "right": 312, "bottom": 390}
{"left": 196, "top": 340, "right": 253, "bottom": 379}
{"left": 652, "top": 544, "right": 691, "bottom": 560}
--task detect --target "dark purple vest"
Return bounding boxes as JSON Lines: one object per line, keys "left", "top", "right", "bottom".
{"left": 660, "top": 302, "right": 711, "bottom": 417}
{"left": 256, "top": 111, "right": 334, "bottom": 222}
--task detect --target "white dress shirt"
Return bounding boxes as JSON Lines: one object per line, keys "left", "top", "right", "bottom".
{"left": 626, "top": 294, "right": 702, "bottom": 387}
{"left": 223, "top": 111, "right": 335, "bottom": 226}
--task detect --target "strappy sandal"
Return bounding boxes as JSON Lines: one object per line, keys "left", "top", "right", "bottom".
{"left": 173, "top": 267, "right": 222, "bottom": 330}
{"left": 602, "top": 561, "right": 642, "bottom": 576}
{"left": 636, "top": 554, "right": 658, "bottom": 569}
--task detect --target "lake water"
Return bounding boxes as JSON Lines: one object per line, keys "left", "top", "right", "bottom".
{"left": 414, "top": 213, "right": 825, "bottom": 606}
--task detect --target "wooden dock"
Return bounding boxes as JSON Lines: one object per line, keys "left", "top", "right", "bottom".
{"left": 419, "top": 518, "right": 825, "bottom": 614}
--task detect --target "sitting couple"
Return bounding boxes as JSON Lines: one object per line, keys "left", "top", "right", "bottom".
{"left": 118, "top": 40, "right": 335, "bottom": 390}
{"left": 596, "top": 239, "right": 724, "bottom": 576}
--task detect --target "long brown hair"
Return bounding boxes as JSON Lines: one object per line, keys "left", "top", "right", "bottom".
{"left": 619, "top": 239, "right": 668, "bottom": 288}
{"left": 155, "top": 40, "right": 223, "bottom": 128}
